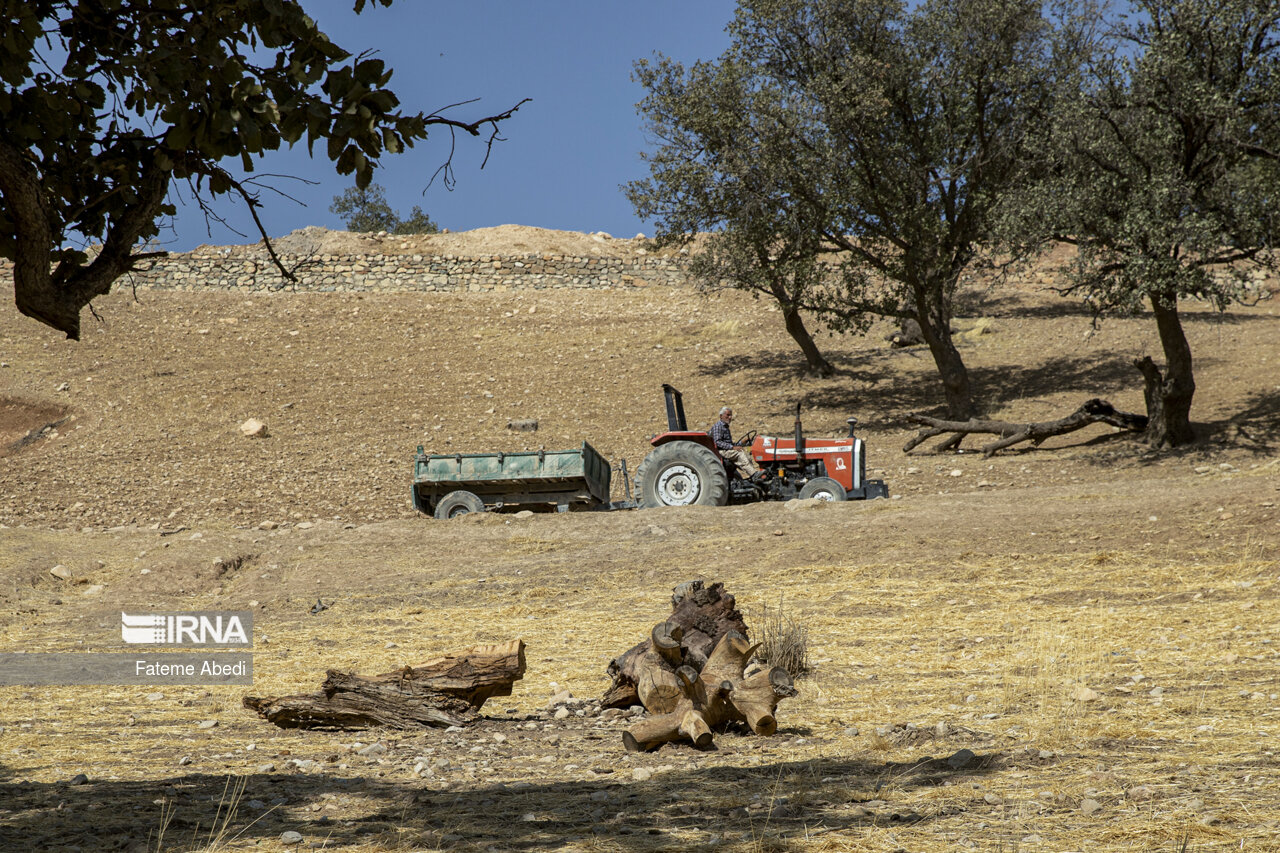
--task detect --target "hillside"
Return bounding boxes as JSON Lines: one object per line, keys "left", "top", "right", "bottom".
{"left": 0, "top": 228, "right": 1278, "bottom": 852}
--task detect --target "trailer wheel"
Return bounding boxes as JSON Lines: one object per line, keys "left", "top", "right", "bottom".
{"left": 636, "top": 442, "right": 729, "bottom": 508}
{"left": 798, "top": 476, "right": 847, "bottom": 502}
{"left": 434, "top": 490, "right": 486, "bottom": 519}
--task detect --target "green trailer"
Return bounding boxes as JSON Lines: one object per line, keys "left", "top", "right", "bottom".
{"left": 412, "top": 442, "right": 623, "bottom": 519}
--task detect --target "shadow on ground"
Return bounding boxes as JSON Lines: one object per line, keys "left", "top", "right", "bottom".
{"left": 0, "top": 748, "right": 1002, "bottom": 851}
{"left": 701, "top": 350, "right": 1144, "bottom": 422}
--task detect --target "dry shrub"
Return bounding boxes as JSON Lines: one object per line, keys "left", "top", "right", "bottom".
{"left": 754, "top": 596, "right": 810, "bottom": 679}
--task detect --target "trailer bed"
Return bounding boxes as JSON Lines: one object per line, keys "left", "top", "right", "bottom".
{"left": 412, "top": 442, "right": 612, "bottom": 514}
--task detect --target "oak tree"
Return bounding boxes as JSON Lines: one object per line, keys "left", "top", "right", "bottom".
{"left": 330, "top": 183, "right": 439, "bottom": 235}
{"left": 630, "top": 0, "right": 1068, "bottom": 417}
{"left": 0, "top": 0, "right": 522, "bottom": 339}
{"left": 1006, "top": 0, "right": 1280, "bottom": 446}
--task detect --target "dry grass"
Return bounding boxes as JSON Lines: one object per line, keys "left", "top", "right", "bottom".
{"left": 1, "top": 508, "right": 1276, "bottom": 852}
{"left": 752, "top": 595, "right": 811, "bottom": 680}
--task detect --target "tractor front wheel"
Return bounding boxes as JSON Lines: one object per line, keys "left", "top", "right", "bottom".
{"left": 636, "top": 442, "right": 729, "bottom": 508}
{"left": 798, "top": 476, "right": 847, "bottom": 502}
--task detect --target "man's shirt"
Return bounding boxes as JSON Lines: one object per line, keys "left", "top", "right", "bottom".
{"left": 710, "top": 419, "right": 734, "bottom": 451}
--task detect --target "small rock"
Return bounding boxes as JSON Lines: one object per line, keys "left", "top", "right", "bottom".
{"left": 146, "top": 692, "right": 164, "bottom": 701}
{"left": 1126, "top": 785, "right": 1153, "bottom": 802}
{"left": 632, "top": 767, "right": 653, "bottom": 781}
{"left": 67, "top": 773, "right": 89, "bottom": 785}
{"left": 514, "top": 510, "right": 535, "bottom": 519}
{"left": 49, "top": 565, "right": 72, "bottom": 580}
{"left": 280, "top": 830, "right": 303, "bottom": 844}
{"left": 258, "top": 520, "right": 279, "bottom": 530}
{"left": 197, "top": 719, "right": 218, "bottom": 729}
{"left": 247, "top": 799, "right": 266, "bottom": 810}
{"left": 178, "top": 755, "right": 192, "bottom": 766}
{"left": 1080, "top": 798, "right": 1102, "bottom": 816}
{"left": 357, "top": 742, "right": 387, "bottom": 756}
{"left": 257, "top": 763, "right": 276, "bottom": 773}
{"left": 950, "top": 469, "right": 963, "bottom": 477}
{"left": 547, "top": 690, "right": 573, "bottom": 708}
{"left": 239, "top": 418, "right": 269, "bottom": 438}
{"left": 946, "top": 748, "right": 976, "bottom": 770}
{"left": 81, "top": 584, "right": 104, "bottom": 596}
{"left": 554, "top": 707, "right": 570, "bottom": 720}
{"left": 984, "top": 792, "right": 1003, "bottom": 805}
{"left": 589, "top": 790, "right": 610, "bottom": 802}
{"left": 1149, "top": 686, "right": 1164, "bottom": 697}
{"left": 1070, "top": 686, "right": 1101, "bottom": 702}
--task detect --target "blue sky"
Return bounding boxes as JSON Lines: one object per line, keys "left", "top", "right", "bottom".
{"left": 160, "top": 1, "right": 737, "bottom": 251}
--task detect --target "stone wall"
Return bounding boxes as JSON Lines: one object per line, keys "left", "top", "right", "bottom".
{"left": 0, "top": 247, "right": 695, "bottom": 295}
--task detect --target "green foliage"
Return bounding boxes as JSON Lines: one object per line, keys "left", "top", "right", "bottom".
{"left": 329, "top": 183, "right": 438, "bottom": 234}
{"left": 1002, "top": 0, "right": 1280, "bottom": 445}
{"left": 1009, "top": 0, "right": 1280, "bottom": 312}
{"left": 394, "top": 205, "right": 439, "bottom": 236}
{"left": 629, "top": 0, "right": 1071, "bottom": 416}
{"left": 0, "top": 0, "right": 516, "bottom": 338}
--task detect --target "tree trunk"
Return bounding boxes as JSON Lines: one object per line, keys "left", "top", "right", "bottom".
{"left": 1139, "top": 295, "right": 1196, "bottom": 448}
{"left": 244, "top": 639, "right": 526, "bottom": 730}
{"left": 913, "top": 284, "right": 975, "bottom": 420}
{"left": 780, "top": 304, "right": 835, "bottom": 378}
{"left": 0, "top": 142, "right": 171, "bottom": 340}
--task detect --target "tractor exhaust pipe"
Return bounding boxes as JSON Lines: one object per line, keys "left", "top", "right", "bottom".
{"left": 794, "top": 403, "right": 804, "bottom": 466}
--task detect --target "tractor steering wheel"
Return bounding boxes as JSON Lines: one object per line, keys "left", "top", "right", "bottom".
{"left": 736, "top": 430, "right": 758, "bottom": 447}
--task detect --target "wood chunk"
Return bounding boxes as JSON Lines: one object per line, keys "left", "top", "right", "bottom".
{"left": 603, "top": 580, "right": 748, "bottom": 708}
{"left": 244, "top": 639, "right": 525, "bottom": 730}
{"left": 622, "top": 630, "right": 796, "bottom": 752}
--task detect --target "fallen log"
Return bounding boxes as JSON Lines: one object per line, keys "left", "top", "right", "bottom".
{"left": 602, "top": 579, "right": 748, "bottom": 709}
{"left": 903, "top": 398, "right": 1148, "bottom": 457}
{"left": 244, "top": 639, "right": 525, "bottom": 730}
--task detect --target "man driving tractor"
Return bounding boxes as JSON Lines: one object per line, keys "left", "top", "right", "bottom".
{"left": 710, "top": 406, "right": 767, "bottom": 483}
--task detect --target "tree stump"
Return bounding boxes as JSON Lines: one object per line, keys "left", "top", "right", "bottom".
{"left": 243, "top": 639, "right": 525, "bottom": 730}
{"left": 602, "top": 580, "right": 749, "bottom": 709}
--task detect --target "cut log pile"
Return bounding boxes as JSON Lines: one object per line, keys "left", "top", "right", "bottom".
{"left": 603, "top": 580, "right": 797, "bottom": 752}
{"left": 244, "top": 639, "right": 525, "bottom": 730}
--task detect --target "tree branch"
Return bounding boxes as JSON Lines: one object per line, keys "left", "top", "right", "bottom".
{"left": 903, "top": 398, "right": 1148, "bottom": 456}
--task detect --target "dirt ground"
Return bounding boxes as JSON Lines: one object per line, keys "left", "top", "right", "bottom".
{"left": 1, "top": 228, "right": 1278, "bottom": 852}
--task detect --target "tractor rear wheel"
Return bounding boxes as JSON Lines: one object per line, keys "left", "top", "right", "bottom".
{"left": 798, "top": 476, "right": 847, "bottom": 502}
{"left": 434, "top": 489, "right": 486, "bottom": 519}
{"left": 636, "top": 442, "right": 729, "bottom": 508}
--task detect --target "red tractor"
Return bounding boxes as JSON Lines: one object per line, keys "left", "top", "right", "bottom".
{"left": 634, "top": 385, "right": 888, "bottom": 508}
